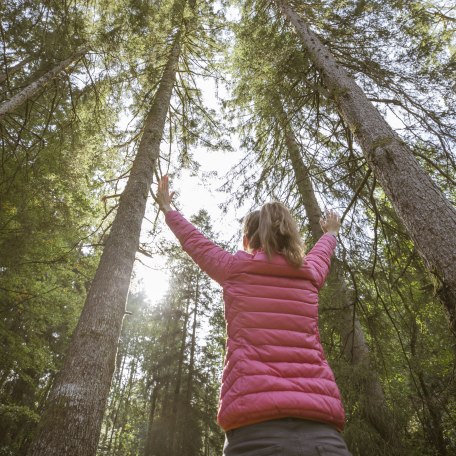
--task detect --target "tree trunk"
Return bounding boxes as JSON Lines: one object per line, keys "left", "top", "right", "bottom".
{"left": 283, "top": 121, "right": 399, "bottom": 444}
{"left": 186, "top": 275, "right": 200, "bottom": 405}
{"left": 409, "top": 312, "right": 447, "bottom": 455}
{"left": 275, "top": 0, "right": 456, "bottom": 336}
{"left": 0, "top": 49, "right": 87, "bottom": 118}
{"left": 169, "top": 297, "right": 190, "bottom": 455}
{"left": 114, "top": 355, "right": 138, "bottom": 455}
{"left": 105, "top": 347, "right": 136, "bottom": 455}
{"left": 0, "top": 55, "right": 33, "bottom": 84}
{"left": 144, "top": 381, "right": 161, "bottom": 456}
{"left": 100, "top": 335, "right": 130, "bottom": 451}
{"left": 26, "top": 30, "right": 183, "bottom": 456}
{"left": 418, "top": 374, "right": 447, "bottom": 455}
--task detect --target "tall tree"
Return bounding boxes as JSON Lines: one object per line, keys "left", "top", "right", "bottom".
{"left": 226, "top": 12, "right": 398, "bottom": 449}
{"left": 0, "top": 47, "right": 88, "bottom": 118}
{"left": 225, "top": 4, "right": 456, "bottom": 452}
{"left": 272, "top": 0, "right": 456, "bottom": 334}
{"left": 282, "top": 116, "right": 399, "bottom": 448}
{"left": 25, "top": 1, "right": 189, "bottom": 454}
{"left": 0, "top": 0, "right": 96, "bottom": 128}
{"left": 97, "top": 210, "right": 226, "bottom": 455}
{"left": 0, "top": 44, "right": 118, "bottom": 455}
{"left": 144, "top": 211, "right": 222, "bottom": 456}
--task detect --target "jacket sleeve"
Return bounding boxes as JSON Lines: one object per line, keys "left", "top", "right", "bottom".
{"left": 165, "top": 210, "right": 234, "bottom": 285}
{"left": 305, "top": 233, "right": 337, "bottom": 289}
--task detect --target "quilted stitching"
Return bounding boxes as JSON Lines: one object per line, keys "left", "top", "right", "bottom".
{"left": 165, "top": 211, "right": 345, "bottom": 433}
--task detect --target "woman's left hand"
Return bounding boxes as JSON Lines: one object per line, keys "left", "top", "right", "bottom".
{"left": 156, "top": 175, "right": 175, "bottom": 213}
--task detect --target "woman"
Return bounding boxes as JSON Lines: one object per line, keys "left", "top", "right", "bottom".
{"left": 156, "top": 175, "right": 351, "bottom": 456}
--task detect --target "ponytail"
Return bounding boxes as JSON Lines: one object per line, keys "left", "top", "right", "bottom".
{"left": 243, "top": 202, "right": 304, "bottom": 268}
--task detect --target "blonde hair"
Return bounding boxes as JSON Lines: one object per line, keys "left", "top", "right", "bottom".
{"left": 243, "top": 202, "right": 304, "bottom": 268}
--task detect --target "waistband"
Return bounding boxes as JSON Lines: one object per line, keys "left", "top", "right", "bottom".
{"left": 226, "top": 417, "right": 339, "bottom": 439}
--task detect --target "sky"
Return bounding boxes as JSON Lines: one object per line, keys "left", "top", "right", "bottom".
{"left": 131, "top": 78, "right": 247, "bottom": 305}
{"left": 133, "top": 149, "right": 246, "bottom": 304}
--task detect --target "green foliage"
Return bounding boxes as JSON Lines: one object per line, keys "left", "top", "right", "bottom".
{"left": 222, "top": 0, "right": 456, "bottom": 454}
{"left": 0, "top": 4, "right": 122, "bottom": 453}
{"left": 98, "top": 211, "right": 226, "bottom": 456}
{"left": 1, "top": 0, "right": 455, "bottom": 455}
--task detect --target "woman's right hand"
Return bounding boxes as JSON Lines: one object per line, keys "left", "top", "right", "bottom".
{"left": 320, "top": 210, "right": 341, "bottom": 236}
{"left": 156, "top": 175, "right": 175, "bottom": 213}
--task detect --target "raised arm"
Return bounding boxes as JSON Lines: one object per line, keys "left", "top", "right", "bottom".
{"left": 165, "top": 211, "right": 234, "bottom": 284}
{"left": 305, "top": 210, "right": 341, "bottom": 289}
{"left": 156, "top": 176, "right": 234, "bottom": 284}
{"left": 305, "top": 233, "right": 337, "bottom": 289}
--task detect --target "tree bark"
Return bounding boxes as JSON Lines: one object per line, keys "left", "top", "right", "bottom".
{"left": 0, "top": 49, "right": 87, "bottom": 119}
{"left": 186, "top": 274, "right": 200, "bottom": 405}
{"left": 105, "top": 345, "right": 136, "bottom": 455}
{"left": 114, "top": 355, "right": 138, "bottom": 455}
{"left": 144, "top": 381, "right": 161, "bottom": 456}
{"left": 275, "top": 0, "right": 456, "bottom": 336}
{"left": 409, "top": 312, "right": 447, "bottom": 455}
{"left": 169, "top": 297, "right": 190, "bottom": 455}
{"left": 26, "top": 30, "right": 183, "bottom": 456}
{"left": 283, "top": 121, "right": 399, "bottom": 444}
{"left": 101, "top": 335, "right": 130, "bottom": 452}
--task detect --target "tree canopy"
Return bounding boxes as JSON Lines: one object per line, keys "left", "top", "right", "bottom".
{"left": 0, "top": 0, "right": 455, "bottom": 455}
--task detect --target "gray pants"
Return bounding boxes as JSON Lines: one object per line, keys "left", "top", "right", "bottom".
{"left": 223, "top": 418, "right": 352, "bottom": 456}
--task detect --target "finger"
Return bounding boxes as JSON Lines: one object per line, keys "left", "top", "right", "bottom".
{"left": 320, "top": 219, "right": 326, "bottom": 232}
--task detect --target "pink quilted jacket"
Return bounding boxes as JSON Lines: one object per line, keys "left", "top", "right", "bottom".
{"left": 165, "top": 210, "right": 346, "bottom": 432}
